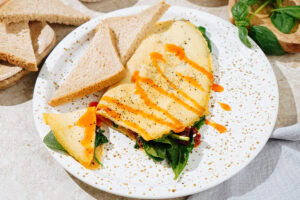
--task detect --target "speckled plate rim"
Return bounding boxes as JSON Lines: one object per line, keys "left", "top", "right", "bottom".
{"left": 33, "top": 5, "right": 279, "bottom": 199}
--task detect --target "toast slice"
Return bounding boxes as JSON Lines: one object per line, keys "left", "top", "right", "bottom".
{"left": 0, "top": 0, "right": 90, "bottom": 26}
{"left": 0, "top": 22, "right": 37, "bottom": 71}
{"left": 49, "top": 24, "right": 125, "bottom": 107}
{"left": 43, "top": 107, "right": 97, "bottom": 168}
{"left": 103, "top": 1, "right": 170, "bottom": 64}
{"left": 0, "top": 22, "right": 56, "bottom": 89}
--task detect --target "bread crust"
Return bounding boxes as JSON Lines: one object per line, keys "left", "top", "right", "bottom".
{"left": 0, "top": 22, "right": 56, "bottom": 89}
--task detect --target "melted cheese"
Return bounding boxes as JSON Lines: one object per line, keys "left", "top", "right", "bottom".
{"left": 97, "top": 21, "right": 213, "bottom": 140}
{"left": 43, "top": 107, "right": 96, "bottom": 168}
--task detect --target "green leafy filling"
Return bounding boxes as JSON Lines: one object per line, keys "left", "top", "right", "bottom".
{"left": 136, "top": 116, "right": 205, "bottom": 179}
{"left": 94, "top": 127, "right": 109, "bottom": 165}
{"left": 197, "top": 26, "right": 212, "bottom": 52}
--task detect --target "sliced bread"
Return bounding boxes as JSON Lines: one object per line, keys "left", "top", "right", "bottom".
{"left": 49, "top": 24, "right": 125, "bottom": 107}
{"left": 102, "top": 1, "right": 170, "bottom": 64}
{"left": 0, "top": 0, "right": 90, "bottom": 26}
{"left": 0, "top": 22, "right": 37, "bottom": 71}
{"left": 0, "top": 22, "right": 56, "bottom": 89}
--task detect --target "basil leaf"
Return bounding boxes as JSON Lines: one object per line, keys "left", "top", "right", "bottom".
{"left": 240, "top": 0, "right": 258, "bottom": 6}
{"left": 273, "top": 6, "right": 300, "bottom": 20}
{"left": 95, "top": 127, "right": 108, "bottom": 147}
{"left": 193, "top": 115, "right": 206, "bottom": 130}
{"left": 271, "top": 11, "right": 295, "bottom": 33}
{"left": 166, "top": 137, "right": 194, "bottom": 180}
{"left": 43, "top": 131, "right": 66, "bottom": 152}
{"left": 238, "top": 26, "right": 252, "bottom": 48}
{"left": 232, "top": 1, "right": 249, "bottom": 21}
{"left": 141, "top": 138, "right": 167, "bottom": 162}
{"left": 235, "top": 19, "right": 250, "bottom": 27}
{"left": 197, "top": 26, "right": 212, "bottom": 52}
{"left": 249, "top": 26, "right": 285, "bottom": 55}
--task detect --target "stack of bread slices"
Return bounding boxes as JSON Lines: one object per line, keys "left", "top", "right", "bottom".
{"left": 49, "top": 1, "right": 170, "bottom": 107}
{"left": 0, "top": 0, "right": 90, "bottom": 89}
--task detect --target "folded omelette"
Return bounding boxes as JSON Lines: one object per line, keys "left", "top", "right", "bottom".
{"left": 97, "top": 20, "right": 213, "bottom": 141}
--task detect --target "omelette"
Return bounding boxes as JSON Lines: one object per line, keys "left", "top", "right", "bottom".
{"left": 97, "top": 20, "right": 213, "bottom": 141}
{"left": 43, "top": 107, "right": 107, "bottom": 169}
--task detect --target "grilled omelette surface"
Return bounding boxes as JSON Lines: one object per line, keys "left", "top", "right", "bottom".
{"left": 97, "top": 21, "right": 213, "bottom": 141}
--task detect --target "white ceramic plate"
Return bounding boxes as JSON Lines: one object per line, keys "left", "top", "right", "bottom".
{"left": 33, "top": 6, "right": 278, "bottom": 199}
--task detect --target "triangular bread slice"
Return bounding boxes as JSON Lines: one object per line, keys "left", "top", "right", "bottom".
{"left": 102, "top": 1, "right": 170, "bottom": 64}
{"left": 0, "top": 22, "right": 37, "bottom": 71}
{"left": 48, "top": 24, "right": 125, "bottom": 107}
{"left": 43, "top": 107, "right": 97, "bottom": 168}
{"left": 0, "top": 0, "right": 90, "bottom": 25}
{"left": 0, "top": 22, "right": 56, "bottom": 89}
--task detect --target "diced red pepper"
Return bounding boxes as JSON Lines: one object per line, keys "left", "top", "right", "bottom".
{"left": 89, "top": 101, "right": 98, "bottom": 107}
{"left": 194, "top": 133, "right": 201, "bottom": 148}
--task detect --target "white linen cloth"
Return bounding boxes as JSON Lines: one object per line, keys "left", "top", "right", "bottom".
{"left": 188, "top": 123, "right": 300, "bottom": 200}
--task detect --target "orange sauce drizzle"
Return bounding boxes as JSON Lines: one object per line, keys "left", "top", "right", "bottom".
{"left": 98, "top": 104, "right": 152, "bottom": 140}
{"left": 101, "top": 96, "right": 182, "bottom": 130}
{"left": 205, "top": 119, "right": 227, "bottom": 133}
{"left": 135, "top": 81, "right": 185, "bottom": 132}
{"left": 165, "top": 44, "right": 214, "bottom": 82}
{"left": 150, "top": 52, "right": 205, "bottom": 112}
{"left": 137, "top": 74, "right": 201, "bottom": 115}
{"left": 217, "top": 102, "right": 231, "bottom": 111}
{"left": 76, "top": 107, "right": 96, "bottom": 157}
{"left": 176, "top": 72, "right": 205, "bottom": 92}
{"left": 212, "top": 83, "right": 224, "bottom": 92}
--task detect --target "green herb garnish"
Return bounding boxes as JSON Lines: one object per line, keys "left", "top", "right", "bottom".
{"left": 249, "top": 25, "right": 285, "bottom": 55}
{"left": 271, "top": 11, "right": 295, "bottom": 34}
{"left": 231, "top": 0, "right": 299, "bottom": 55}
{"left": 273, "top": 6, "right": 300, "bottom": 20}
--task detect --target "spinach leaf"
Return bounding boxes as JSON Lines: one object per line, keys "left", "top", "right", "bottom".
{"left": 154, "top": 136, "right": 173, "bottom": 146}
{"left": 140, "top": 133, "right": 195, "bottom": 179}
{"left": 112, "top": 121, "right": 118, "bottom": 128}
{"left": 232, "top": 1, "right": 249, "bottom": 21}
{"left": 235, "top": 19, "right": 250, "bottom": 27}
{"left": 249, "top": 26, "right": 285, "bottom": 55}
{"left": 141, "top": 138, "right": 168, "bottom": 162}
{"left": 273, "top": 6, "right": 300, "bottom": 20}
{"left": 43, "top": 131, "right": 66, "bottom": 152}
{"left": 238, "top": 26, "right": 252, "bottom": 48}
{"left": 271, "top": 11, "right": 295, "bottom": 33}
{"left": 94, "top": 127, "right": 108, "bottom": 165}
{"left": 197, "top": 26, "right": 212, "bottom": 52}
{"left": 193, "top": 115, "right": 206, "bottom": 130}
{"left": 166, "top": 137, "right": 194, "bottom": 180}
{"left": 240, "top": 0, "right": 258, "bottom": 6}
{"left": 95, "top": 127, "right": 108, "bottom": 147}
{"left": 273, "top": 0, "right": 284, "bottom": 7}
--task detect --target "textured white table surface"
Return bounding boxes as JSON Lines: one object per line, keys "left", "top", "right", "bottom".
{"left": 0, "top": 0, "right": 299, "bottom": 200}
